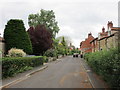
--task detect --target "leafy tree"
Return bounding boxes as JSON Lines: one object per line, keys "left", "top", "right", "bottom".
{"left": 28, "top": 9, "right": 59, "bottom": 38}
{"left": 54, "top": 36, "right": 68, "bottom": 55}
{"left": 27, "top": 24, "right": 53, "bottom": 55}
{"left": 56, "top": 36, "right": 72, "bottom": 46}
{"left": 4, "top": 19, "right": 33, "bottom": 54}
{"left": 57, "top": 43, "right": 65, "bottom": 55}
{"left": 69, "top": 48, "right": 80, "bottom": 55}
{"left": 61, "top": 37, "right": 66, "bottom": 47}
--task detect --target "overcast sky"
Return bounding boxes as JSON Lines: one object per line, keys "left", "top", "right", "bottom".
{"left": 0, "top": 0, "right": 119, "bottom": 48}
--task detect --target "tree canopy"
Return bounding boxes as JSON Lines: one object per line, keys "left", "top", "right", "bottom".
{"left": 56, "top": 36, "right": 72, "bottom": 47}
{"left": 28, "top": 9, "right": 60, "bottom": 38}
{"left": 27, "top": 24, "right": 53, "bottom": 55}
{"left": 4, "top": 19, "right": 33, "bottom": 54}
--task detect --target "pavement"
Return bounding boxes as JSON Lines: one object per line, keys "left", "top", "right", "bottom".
{"left": 1, "top": 56, "right": 108, "bottom": 88}
{"left": 80, "top": 58, "right": 109, "bottom": 88}
{"left": 1, "top": 63, "right": 48, "bottom": 88}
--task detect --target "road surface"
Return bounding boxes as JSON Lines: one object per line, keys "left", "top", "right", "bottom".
{"left": 4, "top": 56, "right": 106, "bottom": 88}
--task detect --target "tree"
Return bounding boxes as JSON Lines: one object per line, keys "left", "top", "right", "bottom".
{"left": 56, "top": 36, "right": 72, "bottom": 46}
{"left": 27, "top": 24, "right": 53, "bottom": 55}
{"left": 61, "top": 37, "right": 66, "bottom": 47}
{"left": 56, "top": 36, "right": 68, "bottom": 55}
{"left": 4, "top": 19, "right": 33, "bottom": 54}
{"left": 28, "top": 9, "right": 59, "bottom": 38}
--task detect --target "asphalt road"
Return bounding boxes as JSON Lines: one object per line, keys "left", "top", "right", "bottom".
{"left": 5, "top": 56, "right": 101, "bottom": 88}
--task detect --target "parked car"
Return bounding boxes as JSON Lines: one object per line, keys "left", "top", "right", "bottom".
{"left": 73, "top": 53, "right": 79, "bottom": 57}
{"left": 80, "top": 54, "right": 83, "bottom": 58}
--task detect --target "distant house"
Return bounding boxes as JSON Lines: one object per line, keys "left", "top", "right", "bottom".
{"left": 0, "top": 36, "right": 5, "bottom": 57}
{"left": 68, "top": 43, "right": 75, "bottom": 50}
{"left": 80, "top": 33, "right": 94, "bottom": 54}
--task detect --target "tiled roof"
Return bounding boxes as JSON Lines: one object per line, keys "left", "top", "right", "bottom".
{"left": 99, "top": 31, "right": 108, "bottom": 35}
{"left": 98, "top": 34, "right": 114, "bottom": 41}
{"left": 111, "top": 27, "right": 120, "bottom": 31}
{"left": 90, "top": 37, "right": 98, "bottom": 43}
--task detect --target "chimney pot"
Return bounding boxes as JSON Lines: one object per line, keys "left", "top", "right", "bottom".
{"left": 102, "top": 27, "right": 105, "bottom": 33}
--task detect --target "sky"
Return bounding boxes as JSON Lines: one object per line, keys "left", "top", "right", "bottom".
{"left": 0, "top": 0, "right": 119, "bottom": 48}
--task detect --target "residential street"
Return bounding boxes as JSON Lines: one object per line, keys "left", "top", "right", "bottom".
{"left": 3, "top": 56, "right": 107, "bottom": 88}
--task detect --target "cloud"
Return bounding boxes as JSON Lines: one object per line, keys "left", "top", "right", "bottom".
{"left": 0, "top": 0, "right": 119, "bottom": 48}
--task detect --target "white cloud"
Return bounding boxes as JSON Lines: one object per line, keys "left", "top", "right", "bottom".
{"left": 0, "top": 0, "right": 119, "bottom": 48}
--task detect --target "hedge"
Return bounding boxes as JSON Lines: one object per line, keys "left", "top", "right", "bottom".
{"left": 2, "top": 56, "right": 44, "bottom": 78}
{"left": 84, "top": 48, "right": 120, "bottom": 88}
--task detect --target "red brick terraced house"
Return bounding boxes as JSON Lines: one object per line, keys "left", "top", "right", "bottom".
{"left": 80, "top": 33, "right": 94, "bottom": 54}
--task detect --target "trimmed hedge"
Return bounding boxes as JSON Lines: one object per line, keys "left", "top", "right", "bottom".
{"left": 84, "top": 48, "right": 120, "bottom": 88}
{"left": 2, "top": 56, "right": 44, "bottom": 78}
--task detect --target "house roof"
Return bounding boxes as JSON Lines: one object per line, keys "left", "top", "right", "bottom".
{"left": 98, "top": 34, "right": 114, "bottom": 41}
{"left": 111, "top": 27, "right": 120, "bottom": 31}
{"left": 80, "top": 41, "right": 85, "bottom": 46}
{"left": 80, "top": 34, "right": 94, "bottom": 48}
{"left": 90, "top": 37, "right": 98, "bottom": 43}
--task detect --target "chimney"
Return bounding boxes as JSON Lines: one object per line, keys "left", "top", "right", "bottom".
{"left": 88, "top": 32, "right": 92, "bottom": 37}
{"left": 107, "top": 21, "right": 113, "bottom": 30}
{"left": 102, "top": 27, "right": 105, "bottom": 33}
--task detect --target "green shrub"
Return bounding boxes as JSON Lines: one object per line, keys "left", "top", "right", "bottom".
{"left": 84, "top": 48, "right": 120, "bottom": 88}
{"left": 44, "top": 49, "right": 57, "bottom": 57}
{"left": 43, "top": 56, "right": 48, "bottom": 63}
{"left": 4, "top": 19, "right": 33, "bottom": 54}
{"left": 2, "top": 56, "right": 44, "bottom": 78}
{"left": 8, "top": 48, "right": 26, "bottom": 57}
{"left": 84, "top": 52, "right": 91, "bottom": 61}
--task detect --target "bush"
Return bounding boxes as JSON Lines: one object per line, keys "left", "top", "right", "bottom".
{"left": 84, "top": 52, "right": 91, "bottom": 61}
{"left": 4, "top": 19, "right": 33, "bottom": 54}
{"left": 84, "top": 48, "right": 120, "bottom": 88}
{"left": 2, "top": 56, "right": 44, "bottom": 78}
{"left": 44, "top": 49, "right": 57, "bottom": 57}
{"left": 8, "top": 48, "right": 26, "bottom": 57}
{"left": 43, "top": 56, "right": 48, "bottom": 63}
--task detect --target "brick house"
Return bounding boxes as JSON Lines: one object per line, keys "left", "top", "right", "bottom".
{"left": 99, "top": 21, "right": 120, "bottom": 50}
{"left": 90, "top": 21, "right": 120, "bottom": 52}
{"left": 90, "top": 27, "right": 108, "bottom": 52}
{"left": 90, "top": 37, "right": 98, "bottom": 53}
{"left": 80, "top": 33, "right": 94, "bottom": 54}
